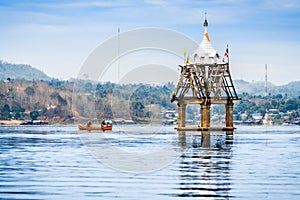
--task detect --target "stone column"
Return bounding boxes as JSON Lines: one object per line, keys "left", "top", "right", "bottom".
{"left": 177, "top": 103, "right": 186, "bottom": 127}
{"left": 178, "top": 131, "right": 186, "bottom": 149}
{"left": 226, "top": 100, "right": 234, "bottom": 128}
{"left": 201, "top": 131, "right": 211, "bottom": 148}
{"left": 201, "top": 103, "right": 211, "bottom": 128}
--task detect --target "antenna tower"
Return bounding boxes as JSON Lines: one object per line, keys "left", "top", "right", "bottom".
{"left": 265, "top": 64, "right": 268, "bottom": 96}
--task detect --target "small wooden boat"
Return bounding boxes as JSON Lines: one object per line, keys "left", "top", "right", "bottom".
{"left": 78, "top": 124, "right": 112, "bottom": 131}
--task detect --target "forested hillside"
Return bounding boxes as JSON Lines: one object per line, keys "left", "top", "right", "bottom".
{"left": 1, "top": 79, "right": 300, "bottom": 125}
{"left": 0, "top": 60, "right": 50, "bottom": 81}
{"left": 0, "top": 79, "right": 176, "bottom": 123}
{"left": 235, "top": 80, "right": 300, "bottom": 97}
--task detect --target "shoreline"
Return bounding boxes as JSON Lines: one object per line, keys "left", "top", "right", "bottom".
{"left": 0, "top": 120, "right": 23, "bottom": 126}
{"left": 0, "top": 119, "right": 49, "bottom": 126}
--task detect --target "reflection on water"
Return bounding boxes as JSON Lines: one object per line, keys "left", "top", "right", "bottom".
{"left": 177, "top": 131, "right": 233, "bottom": 198}
{"left": 1, "top": 125, "right": 300, "bottom": 199}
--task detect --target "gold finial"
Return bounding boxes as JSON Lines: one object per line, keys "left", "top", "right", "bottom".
{"left": 186, "top": 55, "right": 190, "bottom": 65}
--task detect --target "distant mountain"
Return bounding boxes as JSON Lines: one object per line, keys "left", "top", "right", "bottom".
{"left": 0, "top": 60, "right": 51, "bottom": 81}
{"left": 276, "top": 81, "right": 300, "bottom": 97}
{"left": 234, "top": 79, "right": 300, "bottom": 97}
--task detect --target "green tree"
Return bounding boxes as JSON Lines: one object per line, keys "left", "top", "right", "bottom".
{"left": 145, "top": 111, "right": 153, "bottom": 118}
{"left": 1, "top": 104, "right": 11, "bottom": 119}
{"left": 25, "top": 86, "right": 35, "bottom": 110}
{"left": 14, "top": 112, "right": 21, "bottom": 119}
{"left": 84, "top": 82, "right": 94, "bottom": 92}
{"left": 25, "top": 86, "right": 35, "bottom": 96}
{"left": 11, "top": 104, "right": 25, "bottom": 113}
{"left": 285, "top": 98, "right": 299, "bottom": 111}
{"left": 30, "top": 110, "right": 39, "bottom": 120}
{"left": 50, "top": 91, "right": 59, "bottom": 99}
{"left": 130, "top": 101, "right": 145, "bottom": 119}
{"left": 57, "top": 95, "right": 67, "bottom": 106}
{"left": 11, "top": 104, "right": 25, "bottom": 119}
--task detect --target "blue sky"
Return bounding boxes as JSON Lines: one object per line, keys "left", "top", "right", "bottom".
{"left": 0, "top": 0, "right": 299, "bottom": 84}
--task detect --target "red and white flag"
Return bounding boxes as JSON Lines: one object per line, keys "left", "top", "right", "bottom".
{"left": 224, "top": 47, "right": 229, "bottom": 57}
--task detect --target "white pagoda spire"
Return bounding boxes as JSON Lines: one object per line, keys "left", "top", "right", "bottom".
{"left": 193, "top": 13, "right": 219, "bottom": 65}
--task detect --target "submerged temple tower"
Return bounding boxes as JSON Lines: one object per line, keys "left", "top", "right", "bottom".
{"left": 171, "top": 16, "right": 239, "bottom": 131}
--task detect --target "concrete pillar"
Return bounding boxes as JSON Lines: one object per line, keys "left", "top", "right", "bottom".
{"left": 201, "top": 131, "right": 211, "bottom": 148}
{"left": 177, "top": 103, "right": 186, "bottom": 127}
{"left": 201, "top": 104, "right": 211, "bottom": 128}
{"left": 178, "top": 131, "right": 186, "bottom": 149}
{"left": 226, "top": 131, "right": 234, "bottom": 135}
{"left": 226, "top": 100, "right": 234, "bottom": 128}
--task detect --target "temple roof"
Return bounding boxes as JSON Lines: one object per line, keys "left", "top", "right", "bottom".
{"left": 192, "top": 18, "right": 219, "bottom": 65}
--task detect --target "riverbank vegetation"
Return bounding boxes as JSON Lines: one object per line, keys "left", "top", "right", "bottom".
{"left": 0, "top": 79, "right": 300, "bottom": 125}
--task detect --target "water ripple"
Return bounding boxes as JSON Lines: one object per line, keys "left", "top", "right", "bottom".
{"left": 0, "top": 125, "right": 300, "bottom": 199}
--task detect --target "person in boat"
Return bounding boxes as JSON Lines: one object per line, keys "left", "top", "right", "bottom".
{"left": 101, "top": 119, "right": 106, "bottom": 126}
{"left": 87, "top": 119, "right": 92, "bottom": 127}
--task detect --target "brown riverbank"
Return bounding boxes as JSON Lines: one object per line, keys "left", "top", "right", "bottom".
{"left": 0, "top": 120, "right": 23, "bottom": 125}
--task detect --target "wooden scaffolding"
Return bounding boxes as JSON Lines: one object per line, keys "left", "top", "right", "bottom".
{"left": 171, "top": 17, "right": 239, "bottom": 132}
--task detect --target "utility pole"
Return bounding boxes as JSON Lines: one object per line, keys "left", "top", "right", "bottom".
{"left": 265, "top": 64, "right": 268, "bottom": 97}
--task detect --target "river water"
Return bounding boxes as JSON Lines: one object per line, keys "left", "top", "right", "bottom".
{"left": 0, "top": 125, "right": 300, "bottom": 199}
